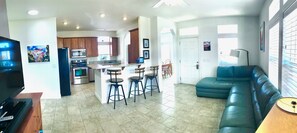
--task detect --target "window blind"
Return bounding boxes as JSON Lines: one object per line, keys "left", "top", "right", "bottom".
{"left": 282, "top": 7, "right": 297, "bottom": 97}
{"left": 269, "top": 23, "right": 279, "bottom": 88}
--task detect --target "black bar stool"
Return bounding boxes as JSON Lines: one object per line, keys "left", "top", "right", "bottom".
{"left": 106, "top": 69, "right": 127, "bottom": 109}
{"left": 144, "top": 65, "right": 160, "bottom": 96}
{"left": 128, "top": 67, "right": 146, "bottom": 102}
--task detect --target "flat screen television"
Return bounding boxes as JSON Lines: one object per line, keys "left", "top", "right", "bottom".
{"left": 0, "top": 36, "right": 24, "bottom": 107}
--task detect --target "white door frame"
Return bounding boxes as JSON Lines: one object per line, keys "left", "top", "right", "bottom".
{"left": 177, "top": 36, "right": 200, "bottom": 84}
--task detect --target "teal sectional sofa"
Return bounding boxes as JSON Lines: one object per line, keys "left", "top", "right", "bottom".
{"left": 195, "top": 66, "right": 281, "bottom": 133}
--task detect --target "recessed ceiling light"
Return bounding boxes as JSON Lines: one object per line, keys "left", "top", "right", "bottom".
{"left": 100, "top": 13, "right": 105, "bottom": 18}
{"left": 28, "top": 10, "right": 39, "bottom": 16}
{"left": 63, "top": 21, "right": 68, "bottom": 26}
{"left": 76, "top": 26, "right": 80, "bottom": 29}
{"left": 123, "top": 17, "right": 127, "bottom": 21}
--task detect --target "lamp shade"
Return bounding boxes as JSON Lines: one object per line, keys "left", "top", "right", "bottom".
{"left": 230, "top": 50, "right": 240, "bottom": 57}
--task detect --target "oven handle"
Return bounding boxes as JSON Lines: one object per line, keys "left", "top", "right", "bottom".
{"left": 73, "top": 67, "right": 89, "bottom": 70}
{"left": 73, "top": 67, "right": 89, "bottom": 78}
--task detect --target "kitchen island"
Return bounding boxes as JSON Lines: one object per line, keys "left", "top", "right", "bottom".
{"left": 88, "top": 63, "right": 146, "bottom": 103}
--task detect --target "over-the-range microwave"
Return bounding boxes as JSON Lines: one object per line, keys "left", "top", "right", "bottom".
{"left": 71, "top": 49, "right": 86, "bottom": 58}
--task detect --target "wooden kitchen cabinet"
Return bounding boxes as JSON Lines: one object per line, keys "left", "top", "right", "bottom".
{"left": 111, "top": 37, "right": 119, "bottom": 56}
{"left": 16, "top": 93, "right": 43, "bottom": 133}
{"left": 90, "top": 37, "right": 98, "bottom": 57}
{"left": 71, "top": 38, "right": 79, "bottom": 49}
{"left": 128, "top": 28, "right": 139, "bottom": 63}
{"left": 63, "top": 38, "right": 72, "bottom": 50}
{"left": 78, "top": 38, "right": 86, "bottom": 49}
{"left": 60, "top": 37, "right": 98, "bottom": 57}
{"left": 85, "top": 37, "right": 98, "bottom": 57}
{"left": 57, "top": 37, "right": 64, "bottom": 48}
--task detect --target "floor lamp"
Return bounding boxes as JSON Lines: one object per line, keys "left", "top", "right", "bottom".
{"left": 230, "top": 49, "right": 249, "bottom": 66}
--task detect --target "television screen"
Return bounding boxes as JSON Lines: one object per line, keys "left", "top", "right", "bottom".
{"left": 0, "top": 36, "right": 24, "bottom": 105}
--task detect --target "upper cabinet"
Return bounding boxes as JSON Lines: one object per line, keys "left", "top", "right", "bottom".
{"left": 85, "top": 37, "right": 98, "bottom": 57}
{"left": 57, "top": 37, "right": 64, "bottom": 48}
{"left": 63, "top": 38, "right": 72, "bottom": 50}
{"left": 71, "top": 38, "right": 79, "bottom": 49}
{"left": 78, "top": 38, "right": 86, "bottom": 49}
{"left": 128, "top": 28, "right": 139, "bottom": 63}
{"left": 58, "top": 37, "right": 98, "bottom": 57}
{"left": 111, "top": 37, "right": 119, "bottom": 56}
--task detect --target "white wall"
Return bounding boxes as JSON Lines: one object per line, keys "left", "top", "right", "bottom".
{"left": 138, "top": 16, "right": 152, "bottom": 66}
{"left": 0, "top": 0, "right": 10, "bottom": 38}
{"left": 177, "top": 16, "right": 259, "bottom": 78}
{"left": 116, "top": 22, "right": 138, "bottom": 64}
{"left": 259, "top": 0, "right": 272, "bottom": 73}
{"left": 9, "top": 18, "right": 61, "bottom": 99}
{"left": 150, "top": 17, "right": 177, "bottom": 87}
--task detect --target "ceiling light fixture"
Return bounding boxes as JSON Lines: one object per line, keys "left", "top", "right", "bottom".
{"left": 100, "top": 13, "right": 105, "bottom": 18}
{"left": 27, "top": 10, "right": 39, "bottom": 16}
{"left": 123, "top": 17, "right": 127, "bottom": 21}
{"left": 63, "top": 21, "right": 68, "bottom": 26}
{"left": 164, "top": 0, "right": 179, "bottom": 6}
{"left": 76, "top": 26, "right": 80, "bottom": 29}
{"left": 153, "top": 0, "right": 188, "bottom": 8}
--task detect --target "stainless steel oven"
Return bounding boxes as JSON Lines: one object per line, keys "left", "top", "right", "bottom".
{"left": 73, "top": 67, "right": 89, "bottom": 84}
{"left": 71, "top": 49, "right": 86, "bottom": 58}
{"left": 71, "top": 59, "right": 89, "bottom": 84}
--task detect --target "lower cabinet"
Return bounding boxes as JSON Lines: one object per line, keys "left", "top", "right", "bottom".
{"left": 16, "top": 93, "right": 42, "bottom": 133}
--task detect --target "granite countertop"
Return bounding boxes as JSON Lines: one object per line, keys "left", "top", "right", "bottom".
{"left": 88, "top": 63, "right": 143, "bottom": 70}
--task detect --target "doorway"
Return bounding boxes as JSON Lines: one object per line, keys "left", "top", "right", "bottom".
{"left": 179, "top": 38, "right": 200, "bottom": 85}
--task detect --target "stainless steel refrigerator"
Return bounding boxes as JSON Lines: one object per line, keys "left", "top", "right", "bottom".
{"left": 58, "top": 48, "right": 71, "bottom": 96}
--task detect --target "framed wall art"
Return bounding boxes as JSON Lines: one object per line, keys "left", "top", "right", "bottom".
{"left": 143, "top": 50, "right": 150, "bottom": 59}
{"left": 27, "top": 45, "right": 50, "bottom": 63}
{"left": 203, "top": 41, "right": 211, "bottom": 51}
{"left": 260, "top": 21, "right": 265, "bottom": 52}
{"left": 143, "top": 38, "right": 149, "bottom": 48}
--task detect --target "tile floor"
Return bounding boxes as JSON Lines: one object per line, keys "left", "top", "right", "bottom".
{"left": 41, "top": 83, "right": 226, "bottom": 133}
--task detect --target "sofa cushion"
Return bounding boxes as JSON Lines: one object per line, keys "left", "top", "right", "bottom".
{"left": 219, "top": 106, "right": 255, "bottom": 129}
{"left": 218, "top": 127, "right": 255, "bottom": 133}
{"left": 252, "top": 74, "right": 269, "bottom": 93}
{"left": 252, "top": 66, "right": 265, "bottom": 82}
{"left": 233, "top": 66, "right": 254, "bottom": 81}
{"left": 217, "top": 66, "right": 234, "bottom": 81}
{"left": 253, "top": 102, "right": 263, "bottom": 127}
{"left": 257, "top": 82, "right": 279, "bottom": 114}
{"left": 196, "top": 91, "right": 229, "bottom": 99}
{"left": 263, "top": 92, "right": 282, "bottom": 118}
{"left": 226, "top": 93, "right": 252, "bottom": 107}
{"left": 196, "top": 77, "right": 233, "bottom": 89}
{"left": 229, "top": 82, "right": 250, "bottom": 95}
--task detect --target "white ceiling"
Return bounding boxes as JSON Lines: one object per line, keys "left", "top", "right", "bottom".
{"left": 6, "top": 0, "right": 265, "bottom": 31}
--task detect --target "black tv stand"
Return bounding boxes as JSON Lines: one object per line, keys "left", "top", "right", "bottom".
{"left": 0, "top": 99, "right": 32, "bottom": 133}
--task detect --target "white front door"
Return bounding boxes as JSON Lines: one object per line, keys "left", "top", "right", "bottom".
{"left": 180, "top": 38, "right": 200, "bottom": 85}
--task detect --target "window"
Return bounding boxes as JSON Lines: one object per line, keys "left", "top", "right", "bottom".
{"left": 179, "top": 27, "right": 198, "bottom": 36}
{"left": 218, "top": 38, "right": 238, "bottom": 66}
{"left": 269, "top": 0, "right": 280, "bottom": 20}
{"left": 269, "top": 23, "right": 280, "bottom": 88}
{"left": 97, "top": 36, "right": 111, "bottom": 60}
{"left": 217, "top": 25, "right": 238, "bottom": 34}
{"left": 282, "top": 7, "right": 297, "bottom": 97}
{"left": 217, "top": 24, "right": 238, "bottom": 66}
